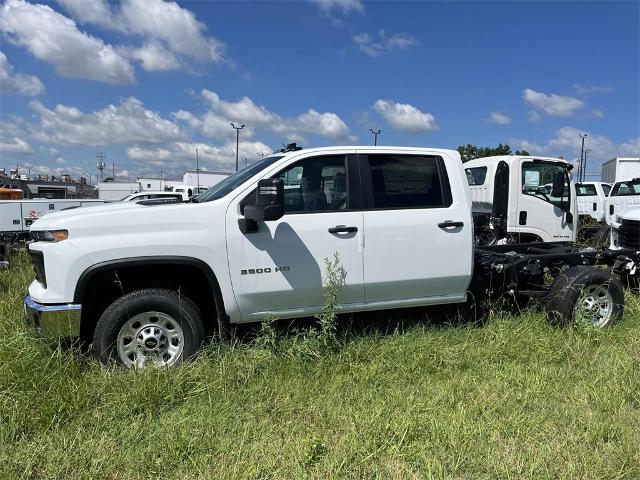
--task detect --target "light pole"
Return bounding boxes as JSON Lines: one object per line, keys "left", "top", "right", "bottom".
{"left": 195, "top": 147, "right": 200, "bottom": 192}
{"left": 578, "top": 133, "right": 587, "bottom": 182}
{"left": 583, "top": 149, "right": 591, "bottom": 181}
{"left": 369, "top": 128, "right": 381, "bottom": 146}
{"left": 231, "top": 123, "right": 245, "bottom": 172}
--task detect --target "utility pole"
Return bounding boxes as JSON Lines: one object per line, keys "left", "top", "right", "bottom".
{"left": 583, "top": 149, "right": 591, "bottom": 180}
{"left": 96, "top": 152, "right": 106, "bottom": 182}
{"left": 160, "top": 169, "right": 163, "bottom": 191}
{"left": 195, "top": 148, "right": 200, "bottom": 191}
{"left": 369, "top": 128, "right": 381, "bottom": 146}
{"left": 231, "top": 123, "right": 245, "bottom": 172}
{"left": 577, "top": 133, "right": 588, "bottom": 182}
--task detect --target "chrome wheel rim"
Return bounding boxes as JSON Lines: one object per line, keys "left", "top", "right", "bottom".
{"left": 574, "top": 284, "right": 614, "bottom": 327}
{"left": 116, "top": 311, "right": 184, "bottom": 368}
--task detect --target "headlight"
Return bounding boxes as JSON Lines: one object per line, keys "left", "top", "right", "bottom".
{"left": 31, "top": 229, "right": 68, "bottom": 242}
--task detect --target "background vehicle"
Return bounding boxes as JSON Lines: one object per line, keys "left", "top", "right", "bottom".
{"left": 605, "top": 178, "right": 640, "bottom": 225}
{"left": 24, "top": 146, "right": 637, "bottom": 369}
{"left": 120, "top": 191, "right": 187, "bottom": 203}
{"left": 601, "top": 157, "right": 640, "bottom": 184}
{"left": 465, "top": 155, "right": 576, "bottom": 245}
{"left": 576, "top": 182, "right": 611, "bottom": 221}
{"left": 0, "top": 199, "right": 107, "bottom": 240}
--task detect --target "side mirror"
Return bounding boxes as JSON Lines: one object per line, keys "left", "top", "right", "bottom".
{"left": 551, "top": 171, "right": 565, "bottom": 198}
{"left": 244, "top": 178, "right": 284, "bottom": 222}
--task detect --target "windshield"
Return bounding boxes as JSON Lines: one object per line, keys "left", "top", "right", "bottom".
{"left": 196, "top": 156, "right": 284, "bottom": 202}
{"left": 611, "top": 180, "right": 640, "bottom": 196}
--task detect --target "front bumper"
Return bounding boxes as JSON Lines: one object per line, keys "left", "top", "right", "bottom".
{"left": 23, "top": 295, "right": 82, "bottom": 338}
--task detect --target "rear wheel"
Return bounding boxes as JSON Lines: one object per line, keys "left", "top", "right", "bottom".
{"left": 545, "top": 267, "right": 624, "bottom": 327}
{"left": 93, "top": 288, "right": 204, "bottom": 368}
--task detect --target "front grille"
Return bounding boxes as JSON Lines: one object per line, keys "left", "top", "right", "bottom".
{"left": 29, "top": 250, "right": 46, "bottom": 288}
{"left": 619, "top": 219, "right": 640, "bottom": 250}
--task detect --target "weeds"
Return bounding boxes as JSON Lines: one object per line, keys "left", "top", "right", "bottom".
{"left": 1, "top": 254, "right": 640, "bottom": 479}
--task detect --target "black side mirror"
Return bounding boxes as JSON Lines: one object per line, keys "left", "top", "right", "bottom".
{"left": 244, "top": 178, "right": 284, "bottom": 222}
{"left": 551, "top": 171, "right": 565, "bottom": 198}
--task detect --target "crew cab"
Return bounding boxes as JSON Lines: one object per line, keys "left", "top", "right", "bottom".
{"left": 576, "top": 182, "right": 611, "bottom": 221}
{"left": 465, "top": 155, "right": 576, "bottom": 245}
{"left": 24, "top": 146, "right": 637, "bottom": 368}
{"left": 605, "top": 178, "right": 640, "bottom": 225}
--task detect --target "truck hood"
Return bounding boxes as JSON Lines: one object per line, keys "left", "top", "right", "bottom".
{"left": 618, "top": 207, "right": 640, "bottom": 222}
{"left": 30, "top": 200, "right": 210, "bottom": 236}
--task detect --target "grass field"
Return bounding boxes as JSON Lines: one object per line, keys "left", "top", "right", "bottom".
{"left": 1, "top": 251, "right": 640, "bottom": 479}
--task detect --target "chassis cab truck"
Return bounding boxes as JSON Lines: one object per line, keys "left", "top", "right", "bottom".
{"left": 465, "top": 156, "right": 576, "bottom": 245}
{"left": 576, "top": 182, "right": 611, "bottom": 221}
{"left": 24, "top": 147, "right": 475, "bottom": 367}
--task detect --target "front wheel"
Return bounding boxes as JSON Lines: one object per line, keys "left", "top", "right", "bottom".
{"left": 93, "top": 289, "right": 204, "bottom": 368}
{"left": 545, "top": 267, "right": 624, "bottom": 328}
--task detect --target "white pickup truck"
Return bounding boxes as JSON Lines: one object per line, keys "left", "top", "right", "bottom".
{"left": 24, "top": 146, "right": 639, "bottom": 368}
{"left": 576, "top": 182, "right": 611, "bottom": 222}
{"left": 605, "top": 178, "right": 640, "bottom": 225}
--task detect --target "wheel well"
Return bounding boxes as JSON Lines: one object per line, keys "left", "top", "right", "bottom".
{"left": 77, "top": 261, "right": 223, "bottom": 343}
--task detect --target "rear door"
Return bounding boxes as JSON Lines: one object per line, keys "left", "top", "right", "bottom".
{"left": 359, "top": 150, "right": 472, "bottom": 306}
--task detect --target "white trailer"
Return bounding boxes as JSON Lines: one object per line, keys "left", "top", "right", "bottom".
{"left": 182, "top": 170, "right": 230, "bottom": 189}
{"left": 601, "top": 157, "right": 640, "bottom": 184}
{"left": 465, "top": 155, "right": 576, "bottom": 245}
{"left": 97, "top": 181, "right": 141, "bottom": 201}
{"left": 0, "top": 199, "right": 107, "bottom": 237}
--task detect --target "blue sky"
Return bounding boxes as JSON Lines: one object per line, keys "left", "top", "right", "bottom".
{"left": 0, "top": 0, "right": 638, "bottom": 181}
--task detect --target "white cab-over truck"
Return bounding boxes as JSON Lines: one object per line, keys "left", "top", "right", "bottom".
{"left": 465, "top": 156, "right": 576, "bottom": 245}
{"left": 576, "top": 182, "right": 611, "bottom": 222}
{"left": 24, "top": 146, "right": 640, "bottom": 368}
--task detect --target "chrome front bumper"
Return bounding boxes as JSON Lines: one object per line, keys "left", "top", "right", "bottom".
{"left": 24, "top": 295, "right": 82, "bottom": 338}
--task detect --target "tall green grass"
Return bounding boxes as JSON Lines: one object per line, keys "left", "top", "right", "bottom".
{"left": 1, "top": 252, "right": 639, "bottom": 479}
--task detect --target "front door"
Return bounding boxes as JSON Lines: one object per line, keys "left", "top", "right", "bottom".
{"left": 225, "top": 153, "right": 364, "bottom": 319}
{"left": 517, "top": 160, "right": 575, "bottom": 242}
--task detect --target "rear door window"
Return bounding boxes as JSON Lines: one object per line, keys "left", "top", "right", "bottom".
{"left": 364, "top": 154, "right": 452, "bottom": 209}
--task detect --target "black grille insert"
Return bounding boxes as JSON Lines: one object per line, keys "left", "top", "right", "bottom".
{"left": 29, "top": 250, "right": 46, "bottom": 288}
{"left": 619, "top": 219, "right": 640, "bottom": 250}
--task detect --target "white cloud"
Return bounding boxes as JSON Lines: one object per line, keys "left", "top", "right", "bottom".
{"left": 311, "top": 0, "right": 363, "bottom": 25}
{"left": 0, "top": 0, "right": 135, "bottom": 84}
{"left": 29, "top": 97, "right": 185, "bottom": 146}
{"left": 311, "top": 0, "right": 364, "bottom": 14}
{"left": 0, "top": 135, "right": 33, "bottom": 154}
{"left": 127, "top": 140, "right": 273, "bottom": 172}
{"left": 58, "top": 0, "right": 225, "bottom": 67}
{"left": 0, "top": 50, "right": 44, "bottom": 95}
{"left": 173, "top": 89, "right": 354, "bottom": 143}
{"left": 528, "top": 110, "right": 542, "bottom": 123}
{"left": 373, "top": 99, "right": 438, "bottom": 133}
{"left": 590, "top": 109, "right": 604, "bottom": 119}
{"left": 486, "top": 112, "right": 511, "bottom": 125}
{"left": 119, "top": 42, "right": 181, "bottom": 72}
{"left": 522, "top": 88, "right": 584, "bottom": 117}
{"left": 573, "top": 83, "right": 614, "bottom": 95}
{"left": 513, "top": 127, "right": 640, "bottom": 165}
{"left": 354, "top": 30, "right": 418, "bottom": 57}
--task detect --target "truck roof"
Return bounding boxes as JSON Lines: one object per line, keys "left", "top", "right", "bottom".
{"left": 464, "top": 155, "right": 571, "bottom": 168}
{"left": 274, "top": 145, "right": 460, "bottom": 157}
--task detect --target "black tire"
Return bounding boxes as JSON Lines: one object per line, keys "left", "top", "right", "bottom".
{"left": 545, "top": 267, "right": 624, "bottom": 327}
{"left": 93, "top": 288, "right": 205, "bottom": 367}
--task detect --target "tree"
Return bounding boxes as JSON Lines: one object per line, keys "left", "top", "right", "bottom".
{"left": 457, "top": 144, "right": 529, "bottom": 162}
